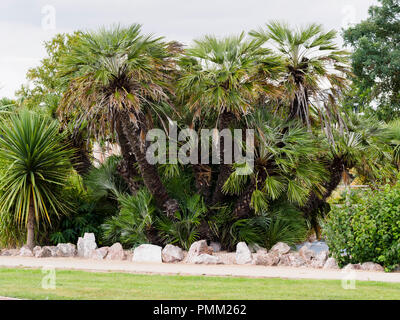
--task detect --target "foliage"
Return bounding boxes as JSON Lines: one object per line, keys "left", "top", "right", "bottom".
{"left": 46, "top": 177, "right": 116, "bottom": 246}
{"left": 101, "top": 189, "right": 156, "bottom": 247}
{"left": 84, "top": 155, "right": 129, "bottom": 199}
{"left": 343, "top": 0, "right": 400, "bottom": 121}
{"left": 0, "top": 111, "right": 73, "bottom": 232}
{"left": 250, "top": 21, "right": 351, "bottom": 128}
{"left": 323, "top": 183, "right": 400, "bottom": 271}
{"left": 258, "top": 202, "right": 308, "bottom": 249}
{"left": 157, "top": 194, "right": 206, "bottom": 250}
{"left": 209, "top": 201, "right": 307, "bottom": 250}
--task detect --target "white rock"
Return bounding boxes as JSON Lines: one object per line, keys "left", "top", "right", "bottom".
{"left": 132, "top": 244, "right": 162, "bottom": 263}
{"left": 299, "top": 245, "right": 315, "bottom": 261}
{"left": 323, "top": 257, "right": 339, "bottom": 269}
{"left": 343, "top": 263, "right": 362, "bottom": 271}
{"left": 43, "top": 246, "right": 61, "bottom": 257}
{"left": 77, "top": 233, "right": 97, "bottom": 258}
{"left": 90, "top": 247, "right": 109, "bottom": 260}
{"left": 235, "top": 242, "right": 252, "bottom": 265}
{"left": 289, "top": 253, "right": 307, "bottom": 267}
{"left": 252, "top": 252, "right": 280, "bottom": 266}
{"left": 106, "top": 243, "right": 124, "bottom": 260}
{"left": 296, "top": 241, "right": 329, "bottom": 255}
{"left": 19, "top": 246, "right": 33, "bottom": 257}
{"left": 209, "top": 242, "right": 221, "bottom": 253}
{"left": 34, "top": 247, "right": 52, "bottom": 258}
{"left": 186, "top": 240, "right": 213, "bottom": 263}
{"left": 193, "top": 254, "right": 222, "bottom": 264}
{"left": 1, "top": 249, "right": 19, "bottom": 256}
{"left": 270, "top": 242, "right": 291, "bottom": 255}
{"left": 310, "top": 251, "right": 328, "bottom": 268}
{"left": 361, "top": 262, "right": 384, "bottom": 272}
{"left": 162, "top": 244, "right": 184, "bottom": 263}
{"left": 57, "top": 243, "right": 77, "bottom": 257}
{"left": 32, "top": 246, "right": 41, "bottom": 256}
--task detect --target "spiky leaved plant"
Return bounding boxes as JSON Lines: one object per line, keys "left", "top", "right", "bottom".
{"left": 0, "top": 110, "right": 73, "bottom": 249}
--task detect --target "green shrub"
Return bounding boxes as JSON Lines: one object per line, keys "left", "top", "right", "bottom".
{"left": 210, "top": 201, "right": 308, "bottom": 251}
{"left": 157, "top": 194, "right": 206, "bottom": 250}
{"left": 101, "top": 189, "right": 156, "bottom": 247}
{"left": 323, "top": 184, "right": 400, "bottom": 271}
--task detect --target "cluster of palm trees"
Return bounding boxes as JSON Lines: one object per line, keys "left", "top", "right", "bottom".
{"left": 1, "top": 22, "right": 398, "bottom": 249}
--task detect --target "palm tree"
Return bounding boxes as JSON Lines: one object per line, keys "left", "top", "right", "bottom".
{"left": 250, "top": 22, "right": 351, "bottom": 129}
{"left": 58, "top": 24, "right": 180, "bottom": 215}
{"left": 223, "top": 110, "right": 327, "bottom": 220}
{"left": 301, "top": 112, "right": 394, "bottom": 236}
{"left": 0, "top": 111, "right": 73, "bottom": 249}
{"left": 178, "top": 32, "right": 282, "bottom": 204}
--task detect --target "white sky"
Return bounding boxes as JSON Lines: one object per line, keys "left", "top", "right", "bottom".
{"left": 0, "top": 0, "right": 378, "bottom": 98}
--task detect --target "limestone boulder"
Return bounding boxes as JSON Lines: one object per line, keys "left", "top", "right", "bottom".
{"left": 299, "top": 245, "right": 315, "bottom": 262}
{"left": 343, "top": 263, "right": 362, "bottom": 271}
{"left": 34, "top": 247, "right": 52, "bottom": 258}
{"left": 162, "top": 244, "right": 184, "bottom": 263}
{"left": 77, "top": 233, "right": 97, "bottom": 258}
{"left": 310, "top": 251, "right": 328, "bottom": 269}
{"left": 270, "top": 242, "right": 291, "bottom": 255}
{"left": 1, "top": 249, "right": 19, "bottom": 256}
{"left": 186, "top": 240, "right": 213, "bottom": 263}
{"left": 19, "top": 246, "right": 33, "bottom": 257}
{"left": 235, "top": 242, "right": 252, "bottom": 265}
{"left": 323, "top": 257, "right": 339, "bottom": 269}
{"left": 90, "top": 247, "right": 109, "bottom": 260}
{"left": 132, "top": 244, "right": 162, "bottom": 263}
{"left": 361, "top": 262, "right": 384, "bottom": 272}
{"left": 193, "top": 254, "right": 222, "bottom": 265}
{"left": 57, "top": 243, "right": 77, "bottom": 257}
{"left": 252, "top": 251, "right": 280, "bottom": 266}
{"left": 106, "top": 243, "right": 124, "bottom": 260}
{"left": 43, "top": 246, "right": 61, "bottom": 257}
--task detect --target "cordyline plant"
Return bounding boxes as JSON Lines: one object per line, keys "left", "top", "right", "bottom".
{"left": 0, "top": 110, "right": 73, "bottom": 249}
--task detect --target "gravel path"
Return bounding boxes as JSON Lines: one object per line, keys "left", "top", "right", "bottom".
{"left": 1, "top": 256, "right": 400, "bottom": 283}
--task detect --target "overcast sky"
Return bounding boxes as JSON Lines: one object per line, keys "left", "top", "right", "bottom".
{"left": 0, "top": 0, "right": 378, "bottom": 98}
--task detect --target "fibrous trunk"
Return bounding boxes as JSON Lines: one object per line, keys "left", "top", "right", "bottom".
{"left": 212, "top": 111, "right": 236, "bottom": 204}
{"left": 301, "top": 156, "right": 346, "bottom": 238}
{"left": 119, "top": 110, "right": 179, "bottom": 216}
{"left": 115, "top": 117, "right": 141, "bottom": 194}
{"left": 69, "top": 132, "right": 93, "bottom": 177}
{"left": 26, "top": 198, "right": 35, "bottom": 249}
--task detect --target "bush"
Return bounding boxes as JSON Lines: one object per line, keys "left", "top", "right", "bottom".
{"left": 210, "top": 201, "right": 308, "bottom": 251}
{"left": 157, "top": 194, "right": 206, "bottom": 250}
{"left": 40, "top": 174, "right": 118, "bottom": 246}
{"left": 101, "top": 189, "right": 156, "bottom": 247}
{"left": 323, "top": 184, "right": 400, "bottom": 271}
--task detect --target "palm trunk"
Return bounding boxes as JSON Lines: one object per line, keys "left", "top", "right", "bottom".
{"left": 301, "top": 156, "right": 346, "bottom": 238}
{"left": 115, "top": 118, "right": 141, "bottom": 194}
{"left": 26, "top": 198, "right": 35, "bottom": 249}
{"left": 192, "top": 164, "right": 212, "bottom": 203}
{"left": 69, "top": 132, "right": 93, "bottom": 177}
{"left": 119, "top": 110, "right": 179, "bottom": 216}
{"left": 212, "top": 111, "right": 236, "bottom": 204}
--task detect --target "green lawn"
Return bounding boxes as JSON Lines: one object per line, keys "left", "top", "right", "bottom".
{"left": 0, "top": 267, "right": 399, "bottom": 300}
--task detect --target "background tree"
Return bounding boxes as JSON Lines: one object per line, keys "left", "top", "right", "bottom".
{"left": 343, "top": 0, "right": 400, "bottom": 121}
{"left": 16, "top": 32, "right": 93, "bottom": 177}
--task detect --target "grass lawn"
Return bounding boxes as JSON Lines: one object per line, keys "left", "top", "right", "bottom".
{"left": 0, "top": 267, "right": 400, "bottom": 300}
